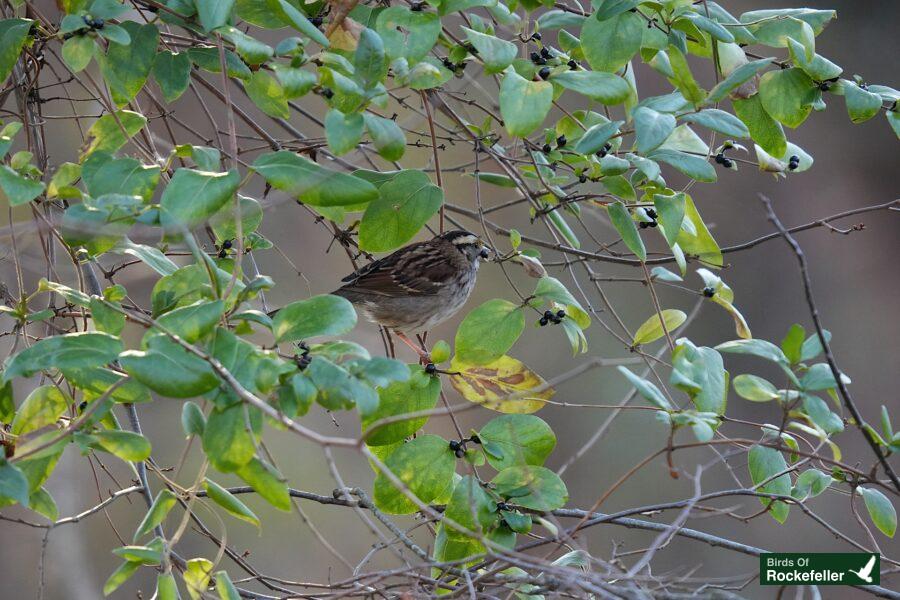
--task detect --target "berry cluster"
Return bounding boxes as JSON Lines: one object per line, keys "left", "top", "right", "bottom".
{"left": 448, "top": 434, "right": 481, "bottom": 458}
{"left": 702, "top": 286, "right": 716, "bottom": 298}
{"left": 217, "top": 239, "right": 233, "bottom": 259}
{"left": 714, "top": 152, "right": 734, "bottom": 169}
{"left": 596, "top": 142, "right": 613, "bottom": 158}
{"left": 638, "top": 207, "right": 658, "bottom": 229}
{"left": 539, "top": 309, "right": 566, "bottom": 326}
{"left": 441, "top": 57, "right": 467, "bottom": 73}
{"left": 62, "top": 15, "right": 104, "bottom": 39}
{"left": 787, "top": 154, "right": 800, "bottom": 171}
{"left": 295, "top": 342, "right": 312, "bottom": 370}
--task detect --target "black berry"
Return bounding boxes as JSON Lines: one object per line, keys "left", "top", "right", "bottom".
{"left": 449, "top": 440, "right": 461, "bottom": 453}
{"left": 714, "top": 153, "right": 726, "bottom": 164}
{"left": 544, "top": 311, "right": 554, "bottom": 319}
{"left": 424, "top": 363, "right": 437, "bottom": 375}
{"left": 78, "top": 400, "right": 88, "bottom": 412}
{"left": 639, "top": 221, "right": 649, "bottom": 229}
{"left": 531, "top": 32, "right": 542, "bottom": 41}
{"left": 702, "top": 286, "right": 716, "bottom": 298}
{"left": 310, "top": 16, "right": 323, "bottom": 27}
{"left": 469, "top": 434, "right": 480, "bottom": 444}
{"left": 410, "top": 1, "right": 425, "bottom": 10}
{"left": 556, "top": 310, "right": 566, "bottom": 319}
{"left": 819, "top": 82, "right": 830, "bottom": 91}
{"left": 538, "top": 66, "right": 550, "bottom": 80}
{"left": 648, "top": 221, "right": 657, "bottom": 228}
{"left": 92, "top": 19, "right": 104, "bottom": 29}
{"left": 604, "top": 143, "right": 612, "bottom": 151}
{"left": 578, "top": 174, "right": 587, "bottom": 183}
{"left": 540, "top": 47, "right": 551, "bottom": 59}
{"left": 222, "top": 239, "right": 233, "bottom": 250}
{"left": 539, "top": 316, "right": 549, "bottom": 327}
{"left": 721, "top": 158, "right": 733, "bottom": 168}
{"left": 567, "top": 60, "right": 578, "bottom": 70}
{"left": 530, "top": 52, "right": 541, "bottom": 62}
{"left": 218, "top": 249, "right": 227, "bottom": 259}
{"left": 541, "top": 143, "right": 552, "bottom": 153}
{"left": 556, "top": 135, "right": 566, "bottom": 147}
{"left": 496, "top": 501, "right": 510, "bottom": 511}
{"left": 645, "top": 208, "right": 657, "bottom": 219}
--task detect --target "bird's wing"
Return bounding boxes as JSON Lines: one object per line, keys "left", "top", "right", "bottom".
{"left": 861, "top": 555, "right": 876, "bottom": 576}
{"left": 336, "top": 241, "right": 458, "bottom": 298}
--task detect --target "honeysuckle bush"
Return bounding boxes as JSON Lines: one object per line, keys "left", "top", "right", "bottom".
{"left": 0, "top": 0, "right": 897, "bottom": 597}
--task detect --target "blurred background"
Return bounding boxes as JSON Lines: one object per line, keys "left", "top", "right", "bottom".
{"left": 0, "top": 0, "right": 897, "bottom": 597}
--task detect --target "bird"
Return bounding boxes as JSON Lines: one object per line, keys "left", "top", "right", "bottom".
{"left": 332, "top": 229, "right": 490, "bottom": 362}
{"left": 849, "top": 555, "right": 877, "bottom": 583}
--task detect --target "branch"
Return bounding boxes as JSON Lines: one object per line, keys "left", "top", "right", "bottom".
{"left": 760, "top": 194, "right": 900, "bottom": 493}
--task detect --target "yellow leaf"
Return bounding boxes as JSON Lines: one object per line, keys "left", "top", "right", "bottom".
{"left": 449, "top": 355, "right": 552, "bottom": 414}
{"left": 713, "top": 297, "right": 752, "bottom": 339}
{"left": 632, "top": 309, "right": 686, "bottom": 346}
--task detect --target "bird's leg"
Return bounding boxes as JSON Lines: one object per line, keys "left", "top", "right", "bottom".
{"left": 395, "top": 331, "right": 431, "bottom": 365}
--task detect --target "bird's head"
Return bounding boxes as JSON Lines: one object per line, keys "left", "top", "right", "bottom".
{"left": 440, "top": 229, "right": 491, "bottom": 264}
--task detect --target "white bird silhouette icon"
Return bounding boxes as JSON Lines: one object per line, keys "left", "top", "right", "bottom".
{"left": 848, "top": 555, "right": 877, "bottom": 583}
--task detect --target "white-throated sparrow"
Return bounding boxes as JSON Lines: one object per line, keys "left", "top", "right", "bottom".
{"left": 333, "top": 230, "right": 489, "bottom": 360}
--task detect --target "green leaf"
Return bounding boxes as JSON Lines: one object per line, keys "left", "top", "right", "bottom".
{"left": 733, "top": 374, "right": 779, "bottom": 402}
{"left": 153, "top": 51, "right": 191, "bottom": 102}
{"left": 706, "top": 58, "right": 773, "bottom": 105}
{"left": 375, "top": 7, "right": 441, "bottom": 63}
{"left": 632, "top": 309, "right": 686, "bottom": 346}
{"left": 210, "top": 195, "right": 263, "bottom": 240}
{"left": 462, "top": 27, "right": 516, "bottom": 74}
{"left": 0, "top": 459, "right": 30, "bottom": 507}
{"left": 4, "top": 332, "right": 122, "bottom": 382}
{"left": 203, "top": 479, "right": 260, "bottom": 527}
{"left": 91, "top": 430, "right": 152, "bottom": 462}
{"left": 354, "top": 27, "right": 387, "bottom": 89}
{"left": 373, "top": 434, "right": 455, "bottom": 514}
{"left": 181, "top": 401, "right": 206, "bottom": 437}
{"left": 633, "top": 106, "right": 675, "bottom": 154}
{"left": 10, "top": 385, "right": 69, "bottom": 436}
{"left": 114, "top": 540, "right": 163, "bottom": 565}
{"left": 134, "top": 489, "right": 177, "bottom": 540}
{"left": 119, "top": 336, "right": 219, "bottom": 398}
{"left": 671, "top": 339, "right": 727, "bottom": 415}
{"left": 160, "top": 168, "right": 240, "bottom": 228}
{"left": 0, "top": 19, "right": 33, "bottom": 83}
{"left": 800, "top": 329, "right": 830, "bottom": 362}
{"left": 581, "top": 11, "right": 643, "bottom": 73}
{"left": 203, "top": 403, "right": 258, "bottom": 472}
{"left": 188, "top": 46, "right": 251, "bottom": 81}
{"left": 83, "top": 110, "right": 148, "bottom": 157}
{"left": 492, "top": 465, "right": 568, "bottom": 511}
{"left": 478, "top": 414, "right": 556, "bottom": 471}
{"left": 748, "top": 445, "right": 791, "bottom": 523}
{"left": 362, "top": 370, "right": 441, "bottom": 446}
{"left": 716, "top": 338, "right": 789, "bottom": 366}
{"left": 649, "top": 149, "right": 717, "bottom": 182}
{"left": 758, "top": 68, "right": 816, "bottom": 128}
{"left": 269, "top": 0, "right": 329, "bottom": 48}
{"left": 97, "top": 21, "right": 159, "bottom": 105}
{"left": 455, "top": 299, "right": 525, "bottom": 366}
{"left": 617, "top": 366, "right": 672, "bottom": 410}
{"left": 62, "top": 35, "right": 95, "bottom": 72}
{"left": 235, "top": 457, "right": 291, "bottom": 511}
{"left": 733, "top": 94, "right": 786, "bottom": 157}
{"left": 551, "top": 70, "right": 630, "bottom": 105}
{"left": 444, "top": 475, "right": 497, "bottom": 539}
{"left": 324, "top": 109, "right": 364, "bottom": 156}
{"left": 780, "top": 323, "right": 805, "bottom": 365}
{"left": 675, "top": 193, "right": 722, "bottom": 267}
{"left": 196, "top": 0, "right": 234, "bottom": 31}
{"left": 214, "top": 571, "right": 240, "bottom": 600}
{"left": 792, "top": 468, "right": 831, "bottom": 500}
{"left": 843, "top": 81, "right": 883, "bottom": 124}
{"left": 859, "top": 487, "right": 896, "bottom": 538}
{"left": 499, "top": 68, "right": 553, "bottom": 137}
{"left": 0, "top": 165, "right": 44, "bottom": 206}
{"left": 246, "top": 70, "right": 291, "bottom": 119}
{"left": 573, "top": 120, "right": 622, "bottom": 155}
{"left": 272, "top": 295, "right": 356, "bottom": 343}
{"left": 155, "top": 300, "right": 224, "bottom": 344}
{"left": 103, "top": 561, "right": 141, "bottom": 596}
{"left": 680, "top": 109, "right": 749, "bottom": 138}
{"left": 28, "top": 487, "right": 58, "bottom": 520}
{"left": 156, "top": 573, "right": 179, "bottom": 600}
{"left": 607, "top": 201, "right": 646, "bottom": 261}
{"left": 653, "top": 192, "right": 685, "bottom": 248}
{"left": 252, "top": 151, "right": 379, "bottom": 207}
{"left": 363, "top": 114, "right": 405, "bottom": 161}
{"left": 666, "top": 45, "right": 705, "bottom": 105}
{"left": 802, "top": 394, "right": 843, "bottom": 434}
{"left": 358, "top": 170, "right": 443, "bottom": 251}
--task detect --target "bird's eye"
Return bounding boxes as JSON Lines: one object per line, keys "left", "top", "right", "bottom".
{"left": 479, "top": 247, "right": 490, "bottom": 259}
